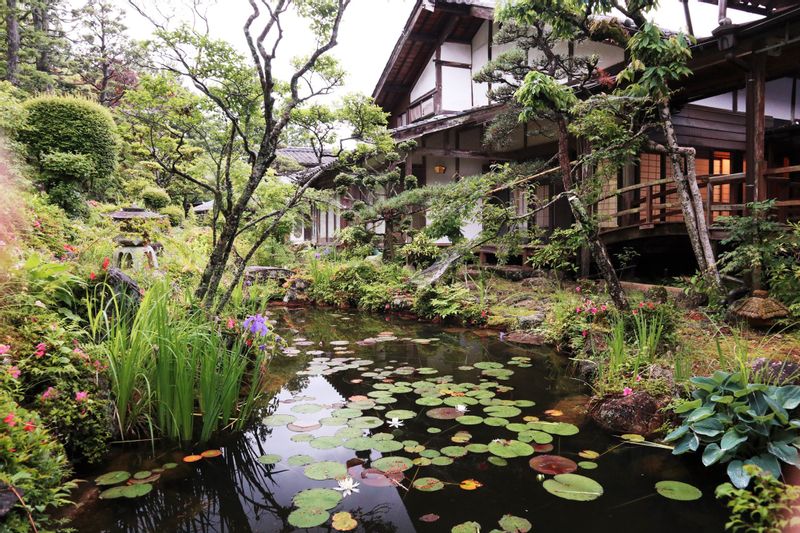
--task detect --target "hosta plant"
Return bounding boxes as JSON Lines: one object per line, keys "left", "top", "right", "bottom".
{"left": 666, "top": 370, "right": 800, "bottom": 488}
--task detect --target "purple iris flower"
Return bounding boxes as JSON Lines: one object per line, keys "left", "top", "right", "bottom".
{"left": 243, "top": 314, "right": 270, "bottom": 337}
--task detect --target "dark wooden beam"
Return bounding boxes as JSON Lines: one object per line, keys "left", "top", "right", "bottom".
{"left": 745, "top": 53, "right": 766, "bottom": 203}
{"left": 408, "top": 32, "right": 439, "bottom": 43}
{"left": 415, "top": 147, "right": 512, "bottom": 161}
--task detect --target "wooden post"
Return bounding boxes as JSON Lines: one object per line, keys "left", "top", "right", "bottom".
{"left": 706, "top": 181, "right": 714, "bottom": 227}
{"left": 745, "top": 54, "right": 766, "bottom": 204}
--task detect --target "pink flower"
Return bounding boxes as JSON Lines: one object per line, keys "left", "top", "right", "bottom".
{"left": 23, "top": 420, "right": 35, "bottom": 432}
{"left": 636, "top": 375, "right": 642, "bottom": 382}
{"left": 623, "top": 387, "right": 633, "bottom": 396}
{"left": 75, "top": 391, "right": 89, "bottom": 402}
{"left": 226, "top": 318, "right": 236, "bottom": 329}
{"left": 89, "top": 272, "right": 96, "bottom": 281}
{"left": 632, "top": 310, "right": 639, "bottom": 316}
{"left": 575, "top": 286, "right": 582, "bottom": 293}
{"left": 582, "top": 330, "right": 588, "bottom": 337}
{"left": 102, "top": 257, "right": 110, "bottom": 271}
{"left": 590, "top": 307, "right": 598, "bottom": 315}
{"left": 3, "top": 413, "right": 16, "bottom": 426}
{"left": 639, "top": 302, "right": 645, "bottom": 308}
{"left": 0, "top": 344, "right": 10, "bottom": 355}
{"left": 8, "top": 366, "right": 20, "bottom": 379}
{"left": 34, "top": 343, "right": 47, "bottom": 358}
{"left": 41, "top": 387, "right": 56, "bottom": 401}
{"left": 647, "top": 302, "right": 655, "bottom": 310}
{"left": 33, "top": 220, "right": 41, "bottom": 229}
{"left": 576, "top": 307, "right": 582, "bottom": 314}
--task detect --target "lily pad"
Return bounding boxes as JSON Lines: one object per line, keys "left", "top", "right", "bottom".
{"left": 344, "top": 437, "right": 375, "bottom": 451}
{"left": 133, "top": 471, "right": 152, "bottom": 480}
{"left": 304, "top": 461, "right": 347, "bottom": 481}
{"left": 99, "top": 483, "right": 152, "bottom": 500}
{"left": 431, "top": 456, "right": 454, "bottom": 466}
{"left": 498, "top": 514, "right": 532, "bottom": 532}
{"left": 95, "top": 471, "right": 131, "bottom": 486}
{"left": 457, "top": 415, "right": 484, "bottom": 425}
{"left": 332, "top": 511, "right": 358, "bottom": 531}
{"left": 413, "top": 477, "right": 445, "bottom": 492}
{"left": 348, "top": 416, "right": 384, "bottom": 429}
{"left": 529, "top": 455, "right": 578, "bottom": 475}
{"left": 258, "top": 454, "right": 282, "bottom": 465}
{"left": 441, "top": 446, "right": 468, "bottom": 458}
{"left": 310, "top": 436, "right": 344, "bottom": 450}
{"left": 488, "top": 439, "right": 534, "bottom": 458}
{"left": 621, "top": 433, "right": 645, "bottom": 442}
{"left": 452, "top": 521, "right": 481, "bottom": 533}
{"left": 288, "top": 508, "right": 330, "bottom": 528}
{"left": 655, "top": 480, "right": 703, "bottom": 501}
{"left": 488, "top": 456, "right": 508, "bottom": 467}
{"left": 287, "top": 422, "right": 322, "bottom": 432}
{"left": 262, "top": 414, "right": 296, "bottom": 426}
{"left": 372, "top": 456, "right": 414, "bottom": 473}
{"left": 578, "top": 461, "right": 598, "bottom": 470}
{"left": 484, "top": 405, "right": 522, "bottom": 418}
{"left": 200, "top": 450, "right": 222, "bottom": 458}
{"left": 373, "top": 439, "right": 404, "bottom": 453}
{"left": 385, "top": 409, "right": 416, "bottom": 420}
{"left": 543, "top": 473, "right": 603, "bottom": 501}
{"left": 287, "top": 454, "right": 316, "bottom": 467}
{"left": 293, "top": 488, "right": 342, "bottom": 510}
{"left": 426, "top": 407, "right": 463, "bottom": 420}
{"left": 527, "top": 421, "right": 579, "bottom": 436}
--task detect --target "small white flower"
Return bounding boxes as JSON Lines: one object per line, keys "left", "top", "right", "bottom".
{"left": 334, "top": 476, "right": 360, "bottom": 498}
{"left": 456, "top": 404, "right": 468, "bottom": 413}
{"left": 388, "top": 417, "right": 404, "bottom": 428}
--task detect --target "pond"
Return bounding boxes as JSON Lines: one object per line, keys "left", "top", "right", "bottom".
{"left": 68, "top": 309, "right": 727, "bottom": 532}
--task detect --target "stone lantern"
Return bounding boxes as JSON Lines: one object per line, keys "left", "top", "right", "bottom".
{"left": 107, "top": 206, "right": 166, "bottom": 270}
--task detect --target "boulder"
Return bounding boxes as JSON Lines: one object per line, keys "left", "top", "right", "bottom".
{"left": 589, "top": 391, "right": 668, "bottom": 438}
{"left": 244, "top": 266, "right": 293, "bottom": 285}
{"left": 643, "top": 285, "right": 669, "bottom": 304}
{"left": 751, "top": 358, "right": 800, "bottom": 385}
{"left": 106, "top": 267, "right": 142, "bottom": 303}
{"left": 517, "top": 312, "right": 546, "bottom": 330}
{"left": 505, "top": 331, "right": 546, "bottom": 345}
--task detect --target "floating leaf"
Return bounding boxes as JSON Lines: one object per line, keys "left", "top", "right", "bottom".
{"left": 133, "top": 471, "right": 152, "bottom": 480}
{"left": 426, "top": 407, "right": 463, "bottom": 420}
{"left": 578, "top": 461, "right": 598, "bottom": 470}
{"left": 488, "top": 456, "right": 508, "bottom": 467}
{"left": 413, "top": 477, "right": 445, "bottom": 492}
{"left": 527, "top": 421, "right": 579, "bottom": 436}
{"left": 432, "top": 456, "right": 454, "bottom": 466}
{"left": 344, "top": 437, "right": 375, "bottom": 451}
{"left": 288, "top": 421, "right": 322, "bottom": 433}
{"left": 332, "top": 511, "right": 358, "bottom": 531}
{"left": 498, "top": 514, "right": 532, "bottom": 532}
{"left": 200, "top": 450, "right": 222, "bottom": 458}
{"left": 183, "top": 455, "right": 202, "bottom": 463}
{"left": 288, "top": 508, "right": 330, "bottom": 528}
{"left": 621, "top": 433, "right": 645, "bottom": 442}
{"left": 451, "top": 521, "right": 481, "bottom": 533}
{"left": 533, "top": 444, "right": 554, "bottom": 453}
{"left": 457, "top": 415, "right": 484, "bottom": 425}
{"left": 348, "top": 416, "right": 384, "bottom": 429}
{"left": 529, "top": 455, "right": 578, "bottom": 475}
{"left": 287, "top": 455, "right": 316, "bottom": 467}
{"left": 543, "top": 474, "right": 603, "bottom": 501}
{"left": 373, "top": 439, "right": 404, "bottom": 453}
{"left": 489, "top": 439, "right": 534, "bottom": 458}
{"left": 578, "top": 450, "right": 599, "bottom": 460}
{"left": 258, "top": 454, "right": 282, "bottom": 465}
{"left": 262, "top": 414, "right": 296, "bottom": 426}
{"left": 310, "top": 436, "right": 343, "bottom": 450}
{"left": 466, "top": 443, "right": 489, "bottom": 453}
{"left": 304, "top": 461, "right": 347, "bottom": 481}
{"left": 372, "top": 456, "right": 414, "bottom": 473}
{"left": 442, "top": 446, "right": 468, "bottom": 458}
{"left": 544, "top": 409, "right": 563, "bottom": 417}
{"left": 459, "top": 479, "right": 483, "bottom": 490}
{"left": 95, "top": 471, "right": 131, "bottom": 486}
{"left": 419, "top": 513, "right": 440, "bottom": 523}
{"left": 484, "top": 405, "right": 522, "bottom": 418}
{"left": 99, "top": 483, "right": 153, "bottom": 500}
{"left": 163, "top": 463, "right": 178, "bottom": 470}
{"left": 655, "top": 480, "right": 703, "bottom": 501}
{"left": 293, "top": 488, "right": 342, "bottom": 510}
{"left": 385, "top": 409, "right": 416, "bottom": 420}
{"left": 484, "top": 417, "right": 510, "bottom": 427}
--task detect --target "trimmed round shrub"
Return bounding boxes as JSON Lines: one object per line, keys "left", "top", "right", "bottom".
{"left": 19, "top": 95, "right": 118, "bottom": 191}
{"left": 161, "top": 205, "right": 185, "bottom": 227}
{"left": 47, "top": 181, "right": 90, "bottom": 218}
{"left": 141, "top": 186, "right": 170, "bottom": 210}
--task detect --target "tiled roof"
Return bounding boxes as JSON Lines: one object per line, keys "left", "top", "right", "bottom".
{"left": 276, "top": 147, "right": 336, "bottom": 168}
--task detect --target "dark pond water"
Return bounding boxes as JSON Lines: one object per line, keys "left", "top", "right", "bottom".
{"left": 68, "top": 309, "right": 728, "bottom": 532}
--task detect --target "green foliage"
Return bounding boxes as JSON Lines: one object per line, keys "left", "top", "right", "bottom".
{"left": 516, "top": 71, "right": 578, "bottom": 118}
{"left": 161, "top": 205, "right": 185, "bottom": 227}
{"left": 547, "top": 292, "right": 613, "bottom": 353}
{"left": 0, "top": 81, "right": 28, "bottom": 135}
{"left": 19, "top": 95, "right": 119, "bottom": 198}
{"left": 400, "top": 233, "right": 440, "bottom": 269}
{"left": 306, "top": 258, "right": 407, "bottom": 309}
{"left": 413, "top": 284, "right": 485, "bottom": 324}
{"left": 716, "top": 465, "right": 800, "bottom": 533}
{"left": 666, "top": 371, "right": 800, "bottom": 487}
{"left": 140, "top": 186, "right": 170, "bottom": 210}
{"left": 528, "top": 225, "right": 584, "bottom": 278}
{"left": 46, "top": 181, "right": 90, "bottom": 218}
{"left": 0, "top": 391, "right": 75, "bottom": 533}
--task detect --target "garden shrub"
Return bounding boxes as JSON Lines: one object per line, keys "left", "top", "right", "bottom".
{"left": 306, "top": 259, "right": 406, "bottom": 308}
{"left": 141, "top": 186, "right": 170, "bottom": 210}
{"left": 666, "top": 370, "right": 800, "bottom": 488}
{"left": 0, "top": 390, "right": 75, "bottom": 532}
{"left": 161, "top": 205, "right": 185, "bottom": 227}
{"left": 716, "top": 465, "right": 800, "bottom": 532}
{"left": 18, "top": 96, "right": 118, "bottom": 199}
{"left": 400, "top": 233, "right": 440, "bottom": 269}
{"left": 545, "top": 291, "right": 613, "bottom": 353}
{"left": 0, "top": 81, "right": 28, "bottom": 136}
{"left": 46, "top": 181, "right": 90, "bottom": 218}
{"left": 413, "top": 284, "right": 485, "bottom": 324}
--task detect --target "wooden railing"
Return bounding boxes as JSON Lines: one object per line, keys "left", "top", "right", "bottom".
{"left": 593, "top": 167, "right": 799, "bottom": 234}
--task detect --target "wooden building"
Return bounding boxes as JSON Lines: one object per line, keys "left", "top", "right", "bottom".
{"left": 314, "top": 0, "right": 800, "bottom": 274}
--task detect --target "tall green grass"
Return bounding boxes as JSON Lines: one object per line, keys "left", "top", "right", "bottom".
{"left": 90, "top": 280, "right": 272, "bottom": 443}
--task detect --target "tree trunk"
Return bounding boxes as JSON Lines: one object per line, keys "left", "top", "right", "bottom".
{"left": 32, "top": 5, "right": 50, "bottom": 77}
{"left": 658, "top": 102, "right": 722, "bottom": 291}
{"left": 6, "top": 0, "right": 19, "bottom": 85}
{"left": 556, "top": 118, "right": 629, "bottom": 311}
{"left": 383, "top": 214, "right": 395, "bottom": 261}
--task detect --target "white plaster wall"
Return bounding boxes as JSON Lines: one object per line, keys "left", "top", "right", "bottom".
{"left": 411, "top": 57, "right": 436, "bottom": 102}
{"left": 459, "top": 127, "right": 483, "bottom": 151}
{"left": 442, "top": 66, "right": 474, "bottom": 111}
{"left": 472, "top": 21, "right": 491, "bottom": 107}
{"left": 695, "top": 92, "right": 734, "bottom": 111}
{"left": 765, "top": 78, "right": 794, "bottom": 120}
{"left": 441, "top": 42, "right": 471, "bottom": 63}
{"left": 575, "top": 41, "right": 624, "bottom": 70}
{"left": 459, "top": 158, "right": 484, "bottom": 240}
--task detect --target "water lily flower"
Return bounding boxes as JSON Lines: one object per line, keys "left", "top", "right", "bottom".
{"left": 456, "top": 405, "right": 468, "bottom": 414}
{"left": 623, "top": 387, "right": 633, "bottom": 397}
{"left": 333, "top": 476, "right": 360, "bottom": 498}
{"left": 388, "top": 417, "right": 403, "bottom": 428}
{"left": 243, "top": 314, "right": 270, "bottom": 337}
{"left": 8, "top": 366, "right": 20, "bottom": 379}
{"left": 75, "top": 391, "right": 89, "bottom": 402}
{"left": 3, "top": 413, "right": 16, "bottom": 427}
{"left": 0, "top": 345, "right": 10, "bottom": 355}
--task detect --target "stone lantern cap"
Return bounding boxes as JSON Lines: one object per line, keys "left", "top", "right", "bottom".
{"left": 108, "top": 205, "right": 166, "bottom": 221}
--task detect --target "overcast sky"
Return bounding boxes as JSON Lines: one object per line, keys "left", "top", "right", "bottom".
{"left": 118, "top": 0, "right": 761, "bottom": 99}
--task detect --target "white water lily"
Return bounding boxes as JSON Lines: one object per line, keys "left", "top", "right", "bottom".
{"left": 334, "top": 476, "right": 360, "bottom": 498}
{"left": 456, "top": 404, "right": 468, "bottom": 413}
{"left": 388, "top": 417, "right": 404, "bottom": 428}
